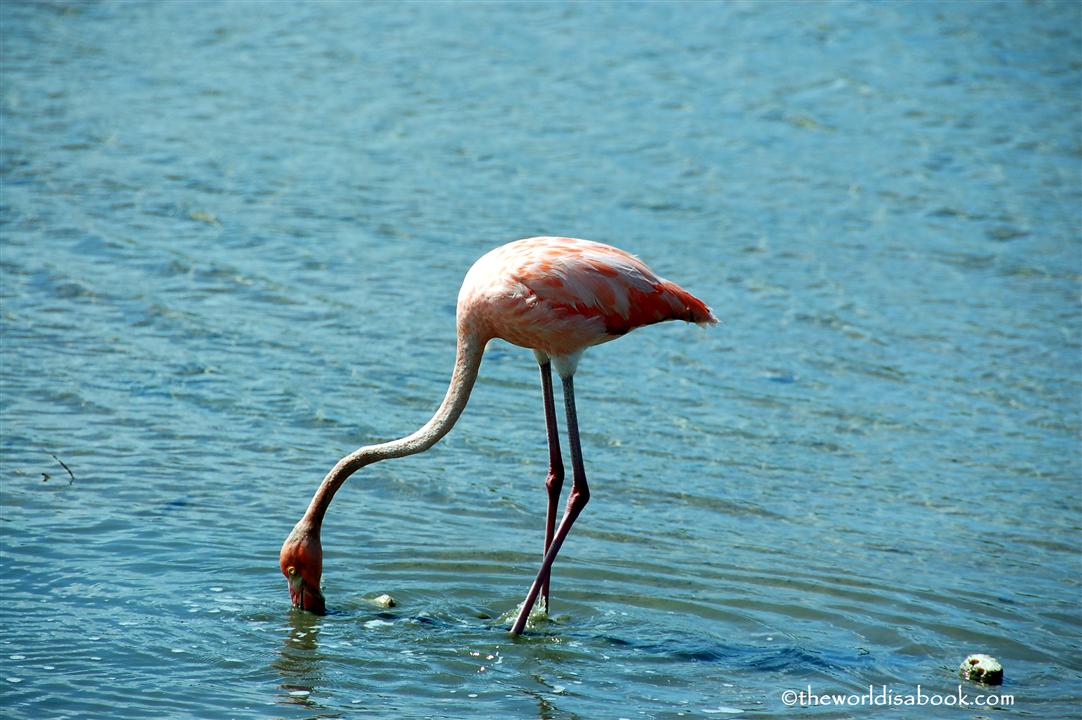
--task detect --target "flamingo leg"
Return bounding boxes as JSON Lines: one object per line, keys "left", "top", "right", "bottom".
{"left": 539, "top": 361, "right": 565, "bottom": 612}
{"left": 511, "top": 374, "right": 590, "bottom": 636}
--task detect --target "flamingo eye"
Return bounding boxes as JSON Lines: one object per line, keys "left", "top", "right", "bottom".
{"left": 287, "top": 566, "right": 297, "bottom": 576}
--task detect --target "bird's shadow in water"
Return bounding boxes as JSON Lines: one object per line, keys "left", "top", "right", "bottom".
{"left": 595, "top": 631, "right": 879, "bottom": 682}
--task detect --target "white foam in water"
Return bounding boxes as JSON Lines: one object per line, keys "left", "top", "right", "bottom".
{"left": 363, "top": 619, "right": 393, "bottom": 629}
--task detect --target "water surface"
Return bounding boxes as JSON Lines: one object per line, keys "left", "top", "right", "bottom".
{"left": 2, "top": 1, "right": 1080, "bottom": 718}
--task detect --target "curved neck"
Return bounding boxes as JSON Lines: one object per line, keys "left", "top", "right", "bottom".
{"left": 301, "top": 328, "right": 487, "bottom": 529}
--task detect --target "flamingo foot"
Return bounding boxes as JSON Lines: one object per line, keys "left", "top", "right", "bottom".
{"left": 502, "top": 593, "right": 550, "bottom": 634}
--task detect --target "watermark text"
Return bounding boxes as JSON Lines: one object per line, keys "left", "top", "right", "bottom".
{"left": 780, "top": 684, "right": 1014, "bottom": 709}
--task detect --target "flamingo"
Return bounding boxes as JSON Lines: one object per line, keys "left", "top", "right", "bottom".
{"left": 279, "top": 236, "right": 716, "bottom": 635}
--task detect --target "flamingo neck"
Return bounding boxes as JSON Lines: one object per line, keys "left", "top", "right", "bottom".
{"left": 301, "top": 327, "right": 487, "bottom": 530}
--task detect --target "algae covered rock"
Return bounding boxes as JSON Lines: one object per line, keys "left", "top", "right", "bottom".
{"left": 959, "top": 654, "right": 1003, "bottom": 685}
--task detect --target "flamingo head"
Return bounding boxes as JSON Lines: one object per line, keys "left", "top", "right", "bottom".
{"left": 279, "top": 523, "right": 326, "bottom": 614}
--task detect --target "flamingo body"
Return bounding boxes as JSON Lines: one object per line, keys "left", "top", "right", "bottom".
{"left": 280, "top": 236, "right": 716, "bottom": 634}
{"left": 460, "top": 237, "right": 714, "bottom": 358}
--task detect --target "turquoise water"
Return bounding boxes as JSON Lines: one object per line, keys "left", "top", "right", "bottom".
{"left": 2, "top": 1, "right": 1080, "bottom": 718}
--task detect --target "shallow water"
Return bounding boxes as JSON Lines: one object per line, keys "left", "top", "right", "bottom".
{"left": 2, "top": 1, "right": 1080, "bottom": 718}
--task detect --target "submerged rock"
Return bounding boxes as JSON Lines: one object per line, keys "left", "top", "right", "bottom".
{"left": 372, "top": 593, "right": 397, "bottom": 608}
{"left": 959, "top": 653, "right": 1003, "bottom": 685}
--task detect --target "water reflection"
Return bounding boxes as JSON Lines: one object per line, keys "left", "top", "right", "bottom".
{"left": 274, "top": 610, "right": 324, "bottom": 713}
{"left": 524, "top": 687, "right": 566, "bottom": 720}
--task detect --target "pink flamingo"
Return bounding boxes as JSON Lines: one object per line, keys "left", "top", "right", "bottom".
{"left": 280, "top": 236, "right": 716, "bottom": 635}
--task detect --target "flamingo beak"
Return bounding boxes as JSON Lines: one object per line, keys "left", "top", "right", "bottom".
{"left": 286, "top": 567, "right": 326, "bottom": 615}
